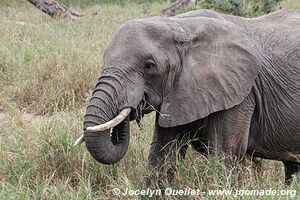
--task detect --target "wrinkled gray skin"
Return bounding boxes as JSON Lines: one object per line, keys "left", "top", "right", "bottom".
{"left": 83, "top": 9, "right": 300, "bottom": 184}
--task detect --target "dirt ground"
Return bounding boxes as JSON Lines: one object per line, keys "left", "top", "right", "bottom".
{"left": 0, "top": 107, "right": 43, "bottom": 124}
{"left": 0, "top": 110, "right": 5, "bottom": 121}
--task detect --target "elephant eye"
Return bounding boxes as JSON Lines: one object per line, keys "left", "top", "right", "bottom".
{"left": 144, "top": 59, "right": 156, "bottom": 72}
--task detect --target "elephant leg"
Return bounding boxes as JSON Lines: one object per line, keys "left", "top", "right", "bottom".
{"left": 191, "top": 139, "right": 207, "bottom": 155}
{"left": 283, "top": 161, "right": 300, "bottom": 184}
{"left": 207, "top": 93, "right": 255, "bottom": 167}
{"left": 146, "top": 114, "right": 189, "bottom": 187}
{"left": 165, "top": 142, "right": 188, "bottom": 184}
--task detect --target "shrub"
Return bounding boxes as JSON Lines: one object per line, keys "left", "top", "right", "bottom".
{"left": 197, "top": 0, "right": 283, "bottom": 17}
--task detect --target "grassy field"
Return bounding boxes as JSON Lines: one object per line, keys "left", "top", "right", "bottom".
{"left": 0, "top": 0, "right": 299, "bottom": 199}
{"left": 282, "top": 0, "right": 300, "bottom": 9}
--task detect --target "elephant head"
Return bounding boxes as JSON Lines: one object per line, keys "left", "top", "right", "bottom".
{"left": 78, "top": 16, "right": 261, "bottom": 165}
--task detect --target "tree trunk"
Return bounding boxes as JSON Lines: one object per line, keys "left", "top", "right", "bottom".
{"left": 162, "top": 0, "right": 196, "bottom": 16}
{"left": 27, "top": 0, "right": 81, "bottom": 21}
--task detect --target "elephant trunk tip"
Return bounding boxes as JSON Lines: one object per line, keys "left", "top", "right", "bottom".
{"left": 84, "top": 116, "right": 130, "bottom": 165}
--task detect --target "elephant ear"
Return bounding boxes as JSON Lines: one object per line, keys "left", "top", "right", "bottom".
{"left": 158, "top": 18, "right": 262, "bottom": 127}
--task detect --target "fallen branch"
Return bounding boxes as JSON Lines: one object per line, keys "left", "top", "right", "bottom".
{"left": 27, "top": 0, "right": 81, "bottom": 21}
{"left": 162, "top": 0, "right": 196, "bottom": 16}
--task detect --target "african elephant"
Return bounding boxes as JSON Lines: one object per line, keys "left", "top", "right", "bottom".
{"left": 75, "top": 9, "right": 300, "bottom": 184}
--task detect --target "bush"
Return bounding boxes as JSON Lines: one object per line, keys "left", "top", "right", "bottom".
{"left": 197, "top": 0, "right": 283, "bottom": 17}
{"left": 57, "top": 0, "right": 166, "bottom": 7}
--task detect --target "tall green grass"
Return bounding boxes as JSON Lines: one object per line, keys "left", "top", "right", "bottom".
{"left": 1, "top": 108, "right": 299, "bottom": 199}
{"left": 0, "top": 1, "right": 299, "bottom": 199}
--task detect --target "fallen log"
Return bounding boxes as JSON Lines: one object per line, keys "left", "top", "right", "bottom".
{"left": 27, "top": 0, "right": 81, "bottom": 21}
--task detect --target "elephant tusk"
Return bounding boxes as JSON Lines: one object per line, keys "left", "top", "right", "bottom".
{"left": 86, "top": 108, "right": 131, "bottom": 132}
{"left": 73, "top": 129, "right": 113, "bottom": 146}
{"left": 74, "top": 134, "right": 84, "bottom": 146}
{"left": 73, "top": 108, "right": 131, "bottom": 146}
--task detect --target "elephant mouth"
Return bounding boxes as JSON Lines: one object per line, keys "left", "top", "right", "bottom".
{"left": 130, "top": 93, "right": 154, "bottom": 124}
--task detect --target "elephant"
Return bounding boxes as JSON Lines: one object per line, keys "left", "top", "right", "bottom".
{"left": 75, "top": 9, "right": 300, "bottom": 184}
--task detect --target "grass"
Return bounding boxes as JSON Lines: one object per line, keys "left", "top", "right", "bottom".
{"left": 0, "top": 0, "right": 165, "bottom": 114}
{"left": 0, "top": 0, "right": 299, "bottom": 199}
{"left": 281, "top": 0, "right": 300, "bottom": 9}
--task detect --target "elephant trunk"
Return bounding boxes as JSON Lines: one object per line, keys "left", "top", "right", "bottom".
{"left": 84, "top": 117, "right": 130, "bottom": 165}
{"left": 83, "top": 75, "right": 131, "bottom": 164}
